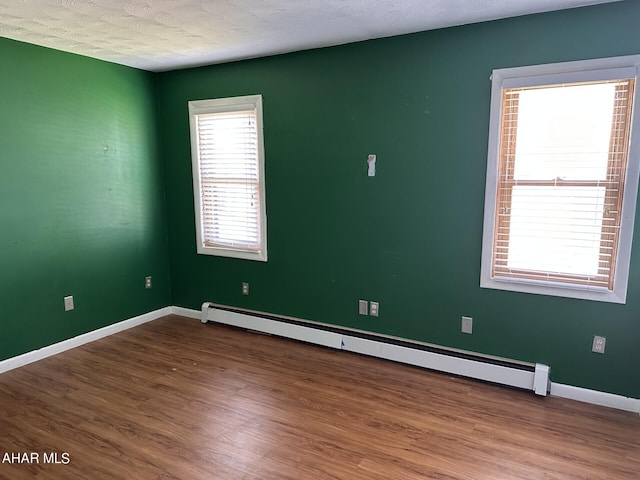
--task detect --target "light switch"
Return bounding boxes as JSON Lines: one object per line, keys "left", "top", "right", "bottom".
{"left": 359, "top": 300, "right": 368, "bottom": 315}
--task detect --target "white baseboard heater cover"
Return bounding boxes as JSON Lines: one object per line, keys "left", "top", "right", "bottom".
{"left": 200, "top": 302, "right": 550, "bottom": 396}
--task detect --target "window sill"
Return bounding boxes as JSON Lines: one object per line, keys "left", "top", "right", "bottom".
{"left": 480, "top": 275, "right": 625, "bottom": 304}
{"left": 196, "top": 244, "right": 268, "bottom": 262}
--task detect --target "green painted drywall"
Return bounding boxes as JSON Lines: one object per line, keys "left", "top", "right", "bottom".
{"left": 158, "top": 1, "right": 640, "bottom": 398}
{"left": 0, "top": 38, "right": 171, "bottom": 360}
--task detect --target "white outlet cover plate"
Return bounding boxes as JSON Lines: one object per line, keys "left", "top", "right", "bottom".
{"left": 592, "top": 335, "right": 606, "bottom": 354}
{"left": 461, "top": 316, "right": 473, "bottom": 334}
{"left": 64, "top": 296, "right": 74, "bottom": 311}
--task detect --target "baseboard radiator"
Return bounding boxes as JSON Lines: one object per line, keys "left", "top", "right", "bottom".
{"left": 200, "top": 302, "right": 550, "bottom": 396}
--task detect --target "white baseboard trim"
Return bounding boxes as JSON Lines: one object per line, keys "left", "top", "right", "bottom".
{"left": 550, "top": 382, "right": 640, "bottom": 414}
{"left": 206, "top": 306, "right": 343, "bottom": 349}
{"left": 0, "top": 306, "right": 172, "bottom": 375}
{"left": 189, "top": 304, "right": 640, "bottom": 415}
{"left": 198, "top": 303, "right": 548, "bottom": 394}
{"left": 4, "top": 305, "right": 638, "bottom": 415}
{"left": 171, "top": 306, "right": 201, "bottom": 319}
{"left": 340, "top": 333, "right": 540, "bottom": 390}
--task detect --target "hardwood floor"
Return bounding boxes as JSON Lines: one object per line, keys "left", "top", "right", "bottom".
{"left": 0, "top": 315, "right": 638, "bottom": 479}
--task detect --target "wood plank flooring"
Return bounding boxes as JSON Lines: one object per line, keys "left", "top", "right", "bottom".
{"left": 0, "top": 314, "right": 638, "bottom": 479}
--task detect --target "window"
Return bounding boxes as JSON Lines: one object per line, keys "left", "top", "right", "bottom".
{"left": 189, "top": 95, "right": 267, "bottom": 261}
{"left": 481, "top": 56, "right": 640, "bottom": 303}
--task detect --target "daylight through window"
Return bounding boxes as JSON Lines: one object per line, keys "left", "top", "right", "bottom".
{"left": 189, "top": 95, "right": 267, "bottom": 261}
{"left": 481, "top": 56, "right": 640, "bottom": 303}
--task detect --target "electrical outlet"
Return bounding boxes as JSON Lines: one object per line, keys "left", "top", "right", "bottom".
{"left": 592, "top": 335, "right": 606, "bottom": 354}
{"left": 145, "top": 276, "right": 152, "bottom": 289}
{"left": 370, "top": 301, "right": 379, "bottom": 317}
{"left": 461, "top": 316, "right": 473, "bottom": 334}
{"left": 242, "top": 282, "right": 249, "bottom": 295}
{"left": 358, "top": 300, "right": 368, "bottom": 315}
{"left": 64, "top": 295, "right": 74, "bottom": 312}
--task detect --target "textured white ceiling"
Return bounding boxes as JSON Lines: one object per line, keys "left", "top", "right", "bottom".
{"left": 0, "top": 0, "right": 619, "bottom": 72}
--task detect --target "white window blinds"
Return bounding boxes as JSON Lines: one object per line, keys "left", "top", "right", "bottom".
{"left": 492, "top": 79, "right": 634, "bottom": 290}
{"left": 189, "top": 95, "right": 267, "bottom": 261}
{"left": 481, "top": 55, "right": 640, "bottom": 304}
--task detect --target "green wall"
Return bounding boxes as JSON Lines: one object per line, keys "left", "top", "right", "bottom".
{"left": 158, "top": 1, "right": 640, "bottom": 398}
{"left": 2, "top": 1, "right": 638, "bottom": 399}
{"left": 0, "top": 37, "right": 171, "bottom": 360}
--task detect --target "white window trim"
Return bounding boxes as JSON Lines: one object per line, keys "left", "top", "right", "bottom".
{"left": 480, "top": 55, "right": 640, "bottom": 304}
{"left": 189, "top": 94, "right": 268, "bottom": 262}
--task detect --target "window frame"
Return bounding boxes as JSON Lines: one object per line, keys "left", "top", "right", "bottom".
{"left": 480, "top": 55, "right": 640, "bottom": 304}
{"left": 189, "top": 94, "right": 268, "bottom": 262}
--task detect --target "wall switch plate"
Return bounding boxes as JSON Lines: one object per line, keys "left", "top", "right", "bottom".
{"left": 592, "top": 335, "right": 606, "bottom": 354}
{"left": 461, "top": 316, "right": 473, "bottom": 334}
{"left": 64, "top": 295, "right": 74, "bottom": 312}
{"left": 242, "top": 282, "right": 249, "bottom": 295}
{"left": 359, "top": 300, "right": 368, "bottom": 315}
{"left": 370, "top": 301, "right": 379, "bottom": 317}
{"left": 145, "top": 276, "right": 152, "bottom": 289}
